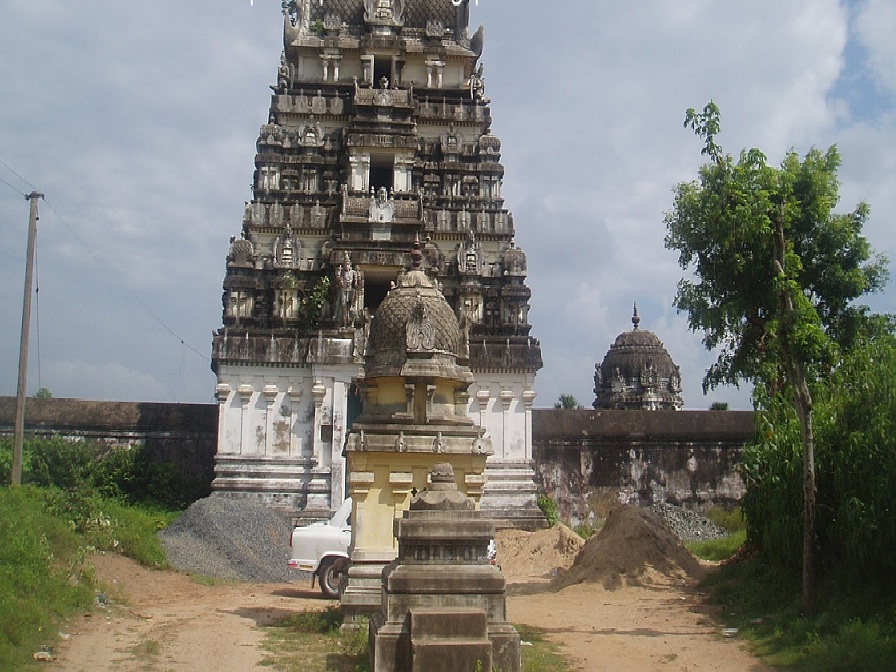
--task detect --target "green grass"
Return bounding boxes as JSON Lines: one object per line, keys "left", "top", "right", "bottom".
{"left": 704, "top": 505, "right": 745, "bottom": 532}
{"left": 0, "top": 486, "right": 96, "bottom": 670}
{"left": 0, "top": 485, "right": 177, "bottom": 670}
{"left": 702, "top": 557, "right": 896, "bottom": 671}
{"left": 517, "top": 624, "right": 570, "bottom": 672}
{"left": 261, "top": 606, "right": 369, "bottom": 671}
{"left": 260, "top": 608, "right": 574, "bottom": 672}
{"left": 685, "top": 530, "right": 747, "bottom": 561}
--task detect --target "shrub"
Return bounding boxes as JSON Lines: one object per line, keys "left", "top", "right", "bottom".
{"left": 536, "top": 495, "right": 559, "bottom": 527}
{"left": 705, "top": 506, "right": 745, "bottom": 533}
{"left": 741, "top": 334, "right": 896, "bottom": 576}
{"left": 0, "top": 486, "right": 96, "bottom": 670}
{"left": 0, "top": 437, "right": 204, "bottom": 511}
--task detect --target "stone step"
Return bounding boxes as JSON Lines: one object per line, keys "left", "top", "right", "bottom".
{"left": 411, "top": 639, "right": 492, "bottom": 672}
{"left": 410, "top": 608, "right": 488, "bottom": 640}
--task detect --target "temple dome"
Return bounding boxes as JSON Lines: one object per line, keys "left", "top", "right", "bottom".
{"left": 593, "top": 305, "right": 683, "bottom": 411}
{"left": 366, "top": 251, "right": 470, "bottom": 382}
{"left": 227, "top": 237, "right": 255, "bottom": 268}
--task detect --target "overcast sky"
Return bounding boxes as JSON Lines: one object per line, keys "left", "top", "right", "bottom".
{"left": 1, "top": 0, "right": 893, "bottom": 410}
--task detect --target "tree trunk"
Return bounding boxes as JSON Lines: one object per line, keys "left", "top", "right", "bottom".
{"left": 774, "top": 207, "right": 817, "bottom": 614}
{"left": 790, "top": 359, "right": 817, "bottom": 615}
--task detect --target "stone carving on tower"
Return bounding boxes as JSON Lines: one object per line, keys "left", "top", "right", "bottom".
{"left": 593, "top": 305, "right": 684, "bottom": 411}
{"left": 211, "top": 1, "right": 543, "bottom": 527}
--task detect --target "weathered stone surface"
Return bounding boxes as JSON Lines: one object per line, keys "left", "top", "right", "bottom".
{"left": 534, "top": 409, "right": 754, "bottom": 524}
{"left": 211, "top": 0, "right": 543, "bottom": 524}
{"left": 371, "top": 464, "right": 520, "bottom": 672}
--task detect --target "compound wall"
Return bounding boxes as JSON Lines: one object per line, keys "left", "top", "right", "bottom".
{"left": 1, "top": 399, "right": 754, "bottom": 523}
{"left": 534, "top": 409, "right": 754, "bottom": 525}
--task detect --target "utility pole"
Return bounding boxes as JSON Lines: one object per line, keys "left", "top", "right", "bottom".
{"left": 12, "top": 190, "right": 43, "bottom": 486}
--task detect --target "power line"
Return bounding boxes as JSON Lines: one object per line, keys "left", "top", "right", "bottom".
{"left": 0, "top": 158, "right": 38, "bottom": 192}
{"left": 41, "top": 199, "right": 210, "bottom": 363}
{"left": 0, "top": 175, "right": 27, "bottom": 198}
{"left": 1, "top": 158, "right": 210, "bottom": 366}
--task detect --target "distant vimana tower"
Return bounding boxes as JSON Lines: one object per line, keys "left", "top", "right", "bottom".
{"left": 211, "top": 0, "right": 543, "bottom": 527}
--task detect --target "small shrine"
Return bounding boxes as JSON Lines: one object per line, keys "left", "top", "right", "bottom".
{"left": 593, "top": 305, "right": 684, "bottom": 411}
{"left": 341, "top": 242, "right": 492, "bottom": 618}
{"left": 371, "top": 462, "right": 520, "bottom": 672}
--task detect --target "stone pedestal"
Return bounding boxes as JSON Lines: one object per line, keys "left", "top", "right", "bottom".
{"left": 370, "top": 463, "right": 520, "bottom": 672}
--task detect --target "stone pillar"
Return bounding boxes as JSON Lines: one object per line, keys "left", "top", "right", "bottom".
{"left": 499, "top": 389, "right": 514, "bottom": 459}
{"left": 238, "top": 383, "right": 254, "bottom": 455}
{"left": 361, "top": 55, "right": 374, "bottom": 84}
{"left": 522, "top": 390, "right": 536, "bottom": 461}
{"left": 288, "top": 385, "right": 303, "bottom": 457}
{"left": 215, "top": 383, "right": 232, "bottom": 453}
{"left": 331, "top": 379, "right": 348, "bottom": 505}
{"left": 263, "top": 384, "right": 278, "bottom": 456}
{"left": 342, "top": 468, "right": 384, "bottom": 621}
{"left": 476, "top": 389, "right": 490, "bottom": 430}
{"left": 332, "top": 54, "right": 342, "bottom": 82}
{"left": 312, "top": 381, "right": 327, "bottom": 466}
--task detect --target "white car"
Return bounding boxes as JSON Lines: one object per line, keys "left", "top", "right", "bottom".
{"left": 287, "top": 497, "right": 499, "bottom": 598}
{"left": 287, "top": 498, "right": 352, "bottom": 598}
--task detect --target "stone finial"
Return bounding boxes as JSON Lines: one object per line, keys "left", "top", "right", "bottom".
{"left": 411, "top": 462, "right": 473, "bottom": 511}
{"left": 410, "top": 237, "right": 423, "bottom": 270}
{"left": 429, "top": 462, "right": 455, "bottom": 489}
{"left": 632, "top": 302, "right": 640, "bottom": 330}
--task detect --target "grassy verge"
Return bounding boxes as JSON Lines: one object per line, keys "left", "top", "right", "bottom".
{"left": 685, "top": 530, "right": 747, "bottom": 561}
{"left": 260, "top": 607, "right": 573, "bottom": 672}
{"left": 0, "top": 485, "right": 174, "bottom": 670}
{"left": 261, "top": 606, "right": 369, "bottom": 671}
{"left": 703, "top": 557, "right": 896, "bottom": 671}
{"left": 517, "top": 624, "right": 570, "bottom": 672}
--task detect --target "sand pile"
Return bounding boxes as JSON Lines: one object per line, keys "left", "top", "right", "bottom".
{"left": 496, "top": 524, "right": 584, "bottom": 582}
{"left": 554, "top": 505, "right": 703, "bottom": 589}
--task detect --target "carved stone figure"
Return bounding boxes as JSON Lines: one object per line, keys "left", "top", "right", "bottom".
{"left": 336, "top": 256, "right": 358, "bottom": 328}
{"left": 368, "top": 186, "right": 395, "bottom": 223}
{"left": 277, "top": 51, "right": 290, "bottom": 91}
{"left": 469, "top": 62, "right": 486, "bottom": 101}
{"left": 365, "top": 0, "right": 404, "bottom": 23}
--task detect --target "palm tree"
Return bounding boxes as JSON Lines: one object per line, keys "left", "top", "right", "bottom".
{"left": 553, "top": 394, "right": 581, "bottom": 410}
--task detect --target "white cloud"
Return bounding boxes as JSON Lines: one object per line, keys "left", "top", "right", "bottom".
{"left": 855, "top": 0, "right": 896, "bottom": 94}
{"left": 0, "top": 0, "right": 892, "bottom": 411}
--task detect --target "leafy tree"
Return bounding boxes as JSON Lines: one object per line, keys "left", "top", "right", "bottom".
{"left": 664, "top": 101, "right": 888, "bottom": 613}
{"left": 553, "top": 394, "right": 582, "bottom": 410}
{"left": 708, "top": 401, "right": 728, "bottom": 411}
{"left": 741, "top": 331, "right": 896, "bottom": 575}
{"left": 32, "top": 388, "right": 52, "bottom": 398}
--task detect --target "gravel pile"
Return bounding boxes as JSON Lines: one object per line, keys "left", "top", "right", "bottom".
{"left": 647, "top": 503, "right": 728, "bottom": 541}
{"left": 159, "top": 495, "right": 297, "bottom": 583}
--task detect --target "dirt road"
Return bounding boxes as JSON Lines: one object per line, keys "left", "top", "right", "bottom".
{"left": 47, "top": 552, "right": 770, "bottom": 672}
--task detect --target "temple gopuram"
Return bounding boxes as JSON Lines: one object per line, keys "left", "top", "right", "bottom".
{"left": 210, "top": 0, "right": 544, "bottom": 528}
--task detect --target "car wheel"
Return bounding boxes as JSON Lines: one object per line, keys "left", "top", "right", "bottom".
{"left": 318, "top": 558, "right": 342, "bottom": 599}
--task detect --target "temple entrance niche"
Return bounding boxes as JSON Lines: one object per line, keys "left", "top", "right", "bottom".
{"left": 373, "top": 56, "right": 394, "bottom": 87}
{"left": 369, "top": 155, "right": 394, "bottom": 193}
{"left": 361, "top": 266, "right": 399, "bottom": 315}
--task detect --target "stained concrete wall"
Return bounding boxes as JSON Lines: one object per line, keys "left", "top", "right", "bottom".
{"left": 1, "top": 399, "right": 753, "bottom": 522}
{"left": 0, "top": 397, "right": 217, "bottom": 493}
{"left": 533, "top": 409, "right": 755, "bottom": 525}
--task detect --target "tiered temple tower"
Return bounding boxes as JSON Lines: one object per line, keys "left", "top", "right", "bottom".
{"left": 210, "top": 0, "right": 543, "bottom": 527}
